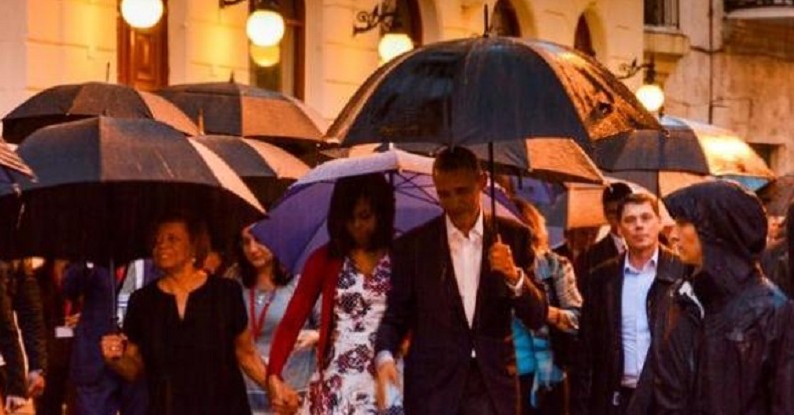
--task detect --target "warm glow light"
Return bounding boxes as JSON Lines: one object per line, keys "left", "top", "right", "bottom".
{"left": 120, "top": 0, "right": 164, "bottom": 30}
{"left": 246, "top": 10, "right": 285, "bottom": 47}
{"left": 635, "top": 83, "right": 665, "bottom": 113}
{"left": 250, "top": 44, "right": 281, "bottom": 67}
{"left": 378, "top": 33, "right": 413, "bottom": 62}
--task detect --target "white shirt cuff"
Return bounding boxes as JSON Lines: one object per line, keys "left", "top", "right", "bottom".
{"left": 506, "top": 268, "right": 526, "bottom": 297}
{"left": 375, "top": 350, "right": 395, "bottom": 368}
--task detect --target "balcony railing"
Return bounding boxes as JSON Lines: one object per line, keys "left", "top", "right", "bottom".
{"left": 725, "top": 0, "right": 794, "bottom": 13}
{"left": 645, "top": 0, "right": 679, "bottom": 28}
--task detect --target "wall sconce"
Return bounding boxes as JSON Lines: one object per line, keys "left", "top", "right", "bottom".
{"left": 120, "top": 0, "right": 164, "bottom": 30}
{"left": 617, "top": 58, "right": 665, "bottom": 114}
{"left": 221, "top": 0, "right": 285, "bottom": 47}
{"left": 353, "top": 1, "right": 414, "bottom": 62}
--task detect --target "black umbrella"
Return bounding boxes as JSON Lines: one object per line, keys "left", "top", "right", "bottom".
{"left": 0, "top": 117, "right": 264, "bottom": 263}
{"left": 1, "top": 82, "right": 199, "bottom": 143}
{"left": 593, "top": 115, "right": 773, "bottom": 195}
{"left": 158, "top": 82, "right": 328, "bottom": 160}
{"left": 326, "top": 37, "right": 660, "bottom": 153}
{"left": 192, "top": 135, "right": 310, "bottom": 208}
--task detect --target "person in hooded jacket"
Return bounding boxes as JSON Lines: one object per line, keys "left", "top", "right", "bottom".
{"left": 632, "top": 181, "right": 794, "bottom": 414}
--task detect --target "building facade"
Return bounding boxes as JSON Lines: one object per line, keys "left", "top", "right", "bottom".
{"left": 0, "top": 0, "right": 645, "bottom": 134}
{"left": 662, "top": 0, "right": 794, "bottom": 174}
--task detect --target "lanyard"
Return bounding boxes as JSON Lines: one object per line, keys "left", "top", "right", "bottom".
{"left": 248, "top": 288, "right": 277, "bottom": 339}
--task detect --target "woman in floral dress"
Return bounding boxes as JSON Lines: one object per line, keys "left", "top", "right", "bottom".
{"left": 266, "top": 173, "right": 403, "bottom": 414}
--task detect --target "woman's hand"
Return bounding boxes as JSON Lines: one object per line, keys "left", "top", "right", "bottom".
{"left": 267, "top": 375, "right": 300, "bottom": 414}
{"left": 100, "top": 334, "right": 127, "bottom": 361}
{"left": 295, "top": 330, "right": 319, "bottom": 350}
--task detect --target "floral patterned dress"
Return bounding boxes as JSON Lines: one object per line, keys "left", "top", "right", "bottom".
{"left": 300, "top": 254, "right": 404, "bottom": 415}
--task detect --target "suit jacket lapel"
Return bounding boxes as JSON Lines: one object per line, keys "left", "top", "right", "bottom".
{"left": 609, "top": 253, "right": 627, "bottom": 353}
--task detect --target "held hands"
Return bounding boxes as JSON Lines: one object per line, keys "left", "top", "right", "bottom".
{"left": 295, "top": 330, "right": 320, "bottom": 350}
{"left": 488, "top": 235, "right": 520, "bottom": 285}
{"left": 376, "top": 360, "right": 400, "bottom": 411}
{"left": 267, "top": 375, "right": 300, "bottom": 414}
{"left": 100, "top": 334, "right": 127, "bottom": 362}
{"left": 26, "top": 371, "right": 45, "bottom": 398}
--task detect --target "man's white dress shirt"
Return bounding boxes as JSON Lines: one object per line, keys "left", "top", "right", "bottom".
{"left": 620, "top": 248, "right": 658, "bottom": 388}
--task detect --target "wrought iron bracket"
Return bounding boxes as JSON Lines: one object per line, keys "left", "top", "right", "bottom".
{"left": 616, "top": 58, "right": 656, "bottom": 83}
{"left": 353, "top": 4, "right": 398, "bottom": 35}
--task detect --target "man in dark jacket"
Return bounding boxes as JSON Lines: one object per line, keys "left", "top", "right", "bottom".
{"left": 640, "top": 181, "right": 794, "bottom": 414}
{"left": 574, "top": 183, "right": 633, "bottom": 295}
{"left": 574, "top": 193, "right": 686, "bottom": 415}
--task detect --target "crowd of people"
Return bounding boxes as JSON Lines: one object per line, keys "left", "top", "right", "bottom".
{"left": 0, "top": 146, "right": 792, "bottom": 414}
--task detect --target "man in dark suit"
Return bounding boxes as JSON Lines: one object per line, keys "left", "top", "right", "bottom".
{"left": 574, "top": 183, "right": 633, "bottom": 296}
{"left": 573, "top": 193, "right": 686, "bottom": 415}
{"left": 375, "top": 146, "right": 547, "bottom": 415}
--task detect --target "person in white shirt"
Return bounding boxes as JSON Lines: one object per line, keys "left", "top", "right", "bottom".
{"left": 573, "top": 193, "right": 685, "bottom": 415}
{"left": 374, "top": 146, "right": 547, "bottom": 415}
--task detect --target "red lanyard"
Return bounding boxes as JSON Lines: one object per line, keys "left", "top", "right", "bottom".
{"left": 248, "top": 288, "right": 276, "bottom": 339}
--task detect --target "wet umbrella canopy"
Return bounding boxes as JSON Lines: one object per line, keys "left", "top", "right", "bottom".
{"left": 192, "top": 135, "right": 310, "bottom": 209}
{"left": 2, "top": 82, "right": 199, "bottom": 143}
{"left": 0, "top": 117, "right": 263, "bottom": 262}
{"left": 158, "top": 82, "right": 328, "bottom": 147}
{"left": 593, "top": 115, "right": 773, "bottom": 194}
{"left": 326, "top": 37, "right": 660, "bottom": 152}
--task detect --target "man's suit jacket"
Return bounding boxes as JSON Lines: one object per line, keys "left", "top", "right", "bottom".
{"left": 575, "top": 235, "right": 621, "bottom": 300}
{"left": 573, "top": 247, "right": 685, "bottom": 415}
{"left": 376, "top": 215, "right": 547, "bottom": 415}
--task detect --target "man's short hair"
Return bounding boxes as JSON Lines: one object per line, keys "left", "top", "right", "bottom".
{"left": 617, "top": 192, "right": 660, "bottom": 220}
{"left": 602, "top": 182, "right": 633, "bottom": 206}
{"left": 432, "top": 146, "right": 482, "bottom": 175}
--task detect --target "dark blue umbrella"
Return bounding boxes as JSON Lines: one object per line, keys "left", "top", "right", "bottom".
{"left": 251, "top": 149, "right": 520, "bottom": 275}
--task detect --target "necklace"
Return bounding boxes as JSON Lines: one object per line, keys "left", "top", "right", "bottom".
{"left": 249, "top": 287, "right": 277, "bottom": 339}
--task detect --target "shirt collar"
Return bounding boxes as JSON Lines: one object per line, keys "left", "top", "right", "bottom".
{"left": 611, "top": 233, "right": 626, "bottom": 253}
{"left": 445, "top": 210, "right": 484, "bottom": 242}
{"left": 624, "top": 247, "right": 660, "bottom": 275}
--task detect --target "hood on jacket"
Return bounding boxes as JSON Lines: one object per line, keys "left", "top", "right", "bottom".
{"left": 664, "top": 181, "right": 767, "bottom": 306}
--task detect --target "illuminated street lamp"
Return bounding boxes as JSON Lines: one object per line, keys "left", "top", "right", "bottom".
{"left": 221, "top": 0, "right": 285, "bottom": 46}
{"left": 250, "top": 44, "right": 281, "bottom": 67}
{"left": 617, "top": 57, "right": 666, "bottom": 114}
{"left": 354, "top": 1, "right": 415, "bottom": 63}
{"left": 120, "top": 0, "right": 164, "bottom": 30}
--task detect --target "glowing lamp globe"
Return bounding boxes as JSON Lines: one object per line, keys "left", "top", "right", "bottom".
{"left": 636, "top": 83, "right": 665, "bottom": 113}
{"left": 121, "top": 0, "right": 164, "bottom": 30}
{"left": 250, "top": 44, "right": 281, "bottom": 67}
{"left": 378, "top": 33, "right": 413, "bottom": 62}
{"left": 246, "top": 10, "right": 285, "bottom": 47}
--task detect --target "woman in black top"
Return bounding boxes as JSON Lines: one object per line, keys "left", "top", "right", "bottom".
{"left": 100, "top": 213, "right": 267, "bottom": 414}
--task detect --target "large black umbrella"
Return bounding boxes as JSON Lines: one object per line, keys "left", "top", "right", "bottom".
{"left": 158, "top": 82, "right": 328, "bottom": 159}
{"left": 0, "top": 117, "right": 264, "bottom": 262}
{"left": 2, "top": 82, "right": 200, "bottom": 143}
{"left": 192, "top": 135, "right": 310, "bottom": 208}
{"left": 326, "top": 37, "right": 660, "bottom": 154}
{"left": 593, "top": 115, "right": 774, "bottom": 195}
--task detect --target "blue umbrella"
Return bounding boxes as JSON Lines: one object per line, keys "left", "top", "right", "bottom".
{"left": 251, "top": 149, "right": 521, "bottom": 275}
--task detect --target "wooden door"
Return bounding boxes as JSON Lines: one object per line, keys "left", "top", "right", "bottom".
{"left": 117, "top": 1, "right": 169, "bottom": 91}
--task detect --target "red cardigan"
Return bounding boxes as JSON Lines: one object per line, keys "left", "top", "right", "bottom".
{"left": 268, "top": 245, "right": 343, "bottom": 379}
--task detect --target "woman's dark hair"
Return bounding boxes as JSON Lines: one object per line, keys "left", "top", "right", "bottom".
{"left": 234, "top": 230, "right": 292, "bottom": 289}
{"left": 151, "top": 211, "right": 211, "bottom": 269}
{"left": 327, "top": 173, "right": 396, "bottom": 258}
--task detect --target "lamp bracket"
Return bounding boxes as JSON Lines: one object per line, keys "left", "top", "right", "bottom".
{"left": 616, "top": 58, "right": 656, "bottom": 83}
{"left": 353, "top": 2, "right": 398, "bottom": 35}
